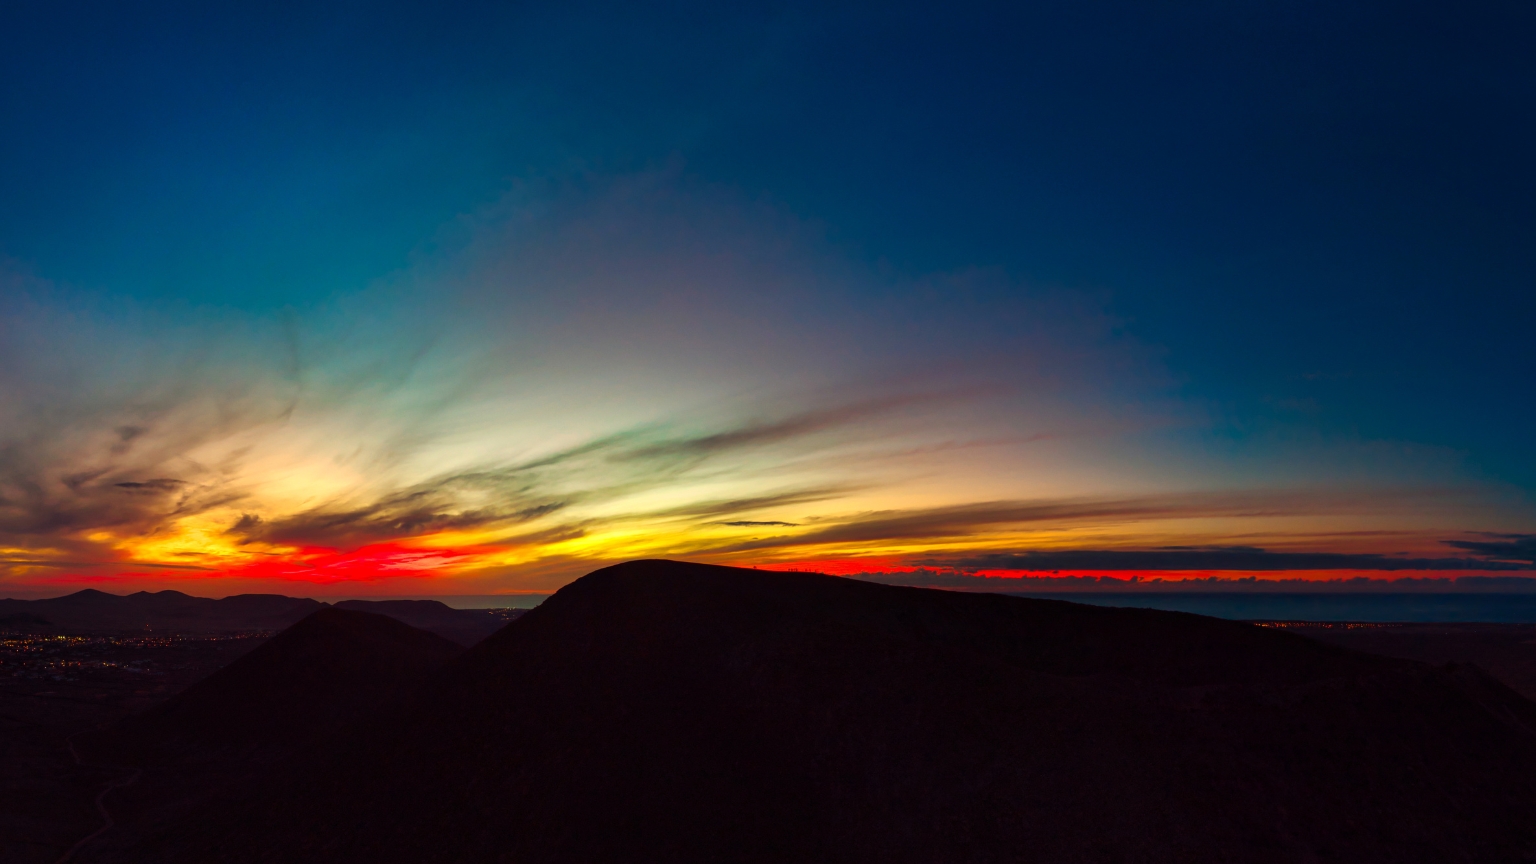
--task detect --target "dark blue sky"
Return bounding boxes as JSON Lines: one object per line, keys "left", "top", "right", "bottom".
{"left": 3, "top": 0, "right": 1533, "bottom": 492}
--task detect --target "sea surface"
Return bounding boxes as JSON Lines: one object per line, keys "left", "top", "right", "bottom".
{"left": 1017, "top": 593, "right": 1536, "bottom": 622}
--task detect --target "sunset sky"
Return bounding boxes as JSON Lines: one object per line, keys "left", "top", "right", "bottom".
{"left": 1, "top": 1, "right": 1533, "bottom": 598}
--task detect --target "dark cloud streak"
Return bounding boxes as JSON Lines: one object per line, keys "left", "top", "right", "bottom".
{"left": 1442, "top": 533, "right": 1536, "bottom": 565}
{"left": 717, "top": 520, "right": 800, "bottom": 528}
{"left": 844, "top": 569, "right": 1536, "bottom": 593}
{"left": 942, "top": 547, "right": 1534, "bottom": 572}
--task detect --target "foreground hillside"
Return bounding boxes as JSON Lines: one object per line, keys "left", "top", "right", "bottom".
{"left": 333, "top": 598, "right": 509, "bottom": 646}
{"left": 75, "top": 609, "right": 464, "bottom": 862}
{"left": 99, "top": 561, "right": 1536, "bottom": 863}
{"left": 116, "top": 607, "right": 464, "bottom": 755}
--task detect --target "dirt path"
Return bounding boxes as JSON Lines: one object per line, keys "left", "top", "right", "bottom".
{"left": 53, "top": 732, "right": 140, "bottom": 864}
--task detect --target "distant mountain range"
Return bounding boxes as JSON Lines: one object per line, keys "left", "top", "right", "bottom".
{"left": 75, "top": 560, "right": 1536, "bottom": 863}
{"left": 0, "top": 589, "right": 517, "bottom": 646}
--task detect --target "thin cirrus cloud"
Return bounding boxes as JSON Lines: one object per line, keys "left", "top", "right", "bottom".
{"left": 220, "top": 402, "right": 904, "bottom": 550}
{"left": 703, "top": 488, "right": 1449, "bottom": 543}
{"left": 0, "top": 172, "right": 1528, "bottom": 596}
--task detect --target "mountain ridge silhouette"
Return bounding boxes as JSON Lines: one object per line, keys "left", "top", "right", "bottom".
{"left": 96, "top": 559, "right": 1536, "bottom": 863}
{"left": 0, "top": 590, "right": 512, "bottom": 645}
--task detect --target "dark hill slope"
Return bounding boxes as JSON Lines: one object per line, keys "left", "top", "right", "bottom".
{"left": 334, "top": 598, "right": 510, "bottom": 646}
{"left": 125, "top": 607, "right": 463, "bottom": 753}
{"left": 135, "top": 561, "right": 1536, "bottom": 864}
{"left": 1291, "top": 623, "right": 1536, "bottom": 701}
{"left": 75, "top": 609, "right": 465, "bottom": 863}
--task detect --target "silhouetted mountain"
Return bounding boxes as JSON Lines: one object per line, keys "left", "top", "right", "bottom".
{"left": 122, "top": 607, "right": 463, "bottom": 754}
{"left": 75, "top": 609, "right": 465, "bottom": 863}
{"left": 0, "top": 590, "right": 325, "bottom": 634}
{"left": 333, "top": 599, "right": 513, "bottom": 646}
{"left": 1291, "top": 622, "right": 1536, "bottom": 701}
{"left": 121, "top": 560, "right": 1536, "bottom": 864}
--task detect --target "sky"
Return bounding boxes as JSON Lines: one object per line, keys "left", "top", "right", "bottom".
{"left": 1, "top": 0, "right": 1533, "bottom": 598}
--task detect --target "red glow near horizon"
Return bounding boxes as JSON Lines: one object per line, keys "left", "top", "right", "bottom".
{"left": 756, "top": 558, "right": 924, "bottom": 576}
{"left": 24, "top": 550, "right": 1527, "bottom": 596}
{"left": 208, "top": 542, "right": 494, "bottom": 584}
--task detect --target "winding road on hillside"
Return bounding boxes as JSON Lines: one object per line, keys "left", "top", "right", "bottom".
{"left": 54, "top": 731, "right": 140, "bottom": 864}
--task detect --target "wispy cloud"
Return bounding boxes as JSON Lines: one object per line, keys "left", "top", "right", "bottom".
{"left": 697, "top": 490, "right": 1470, "bottom": 555}
{"left": 228, "top": 401, "right": 914, "bottom": 548}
